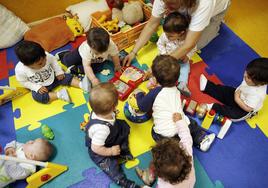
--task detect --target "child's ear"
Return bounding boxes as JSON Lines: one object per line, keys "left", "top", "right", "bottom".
{"left": 28, "top": 153, "right": 35, "bottom": 160}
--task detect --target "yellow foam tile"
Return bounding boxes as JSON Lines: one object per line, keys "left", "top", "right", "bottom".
{"left": 9, "top": 76, "right": 86, "bottom": 130}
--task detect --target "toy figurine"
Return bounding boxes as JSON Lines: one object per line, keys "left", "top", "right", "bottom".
{"left": 41, "top": 125, "right": 54, "bottom": 140}
{"left": 196, "top": 103, "right": 208, "bottom": 118}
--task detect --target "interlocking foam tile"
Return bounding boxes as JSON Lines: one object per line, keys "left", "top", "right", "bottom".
{"left": 246, "top": 98, "right": 268, "bottom": 137}
{"left": 9, "top": 75, "right": 86, "bottom": 130}
{"left": 68, "top": 167, "right": 113, "bottom": 188}
{"left": 0, "top": 50, "right": 14, "bottom": 80}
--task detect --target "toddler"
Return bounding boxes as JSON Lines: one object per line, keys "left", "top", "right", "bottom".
{"left": 136, "top": 55, "right": 215, "bottom": 153}
{"left": 157, "top": 12, "right": 197, "bottom": 97}
{"left": 57, "top": 27, "right": 121, "bottom": 86}
{"left": 15, "top": 40, "right": 88, "bottom": 104}
{"left": 136, "top": 114, "right": 195, "bottom": 187}
{"left": 85, "top": 82, "right": 140, "bottom": 188}
{"left": 0, "top": 138, "right": 54, "bottom": 187}
{"left": 200, "top": 57, "right": 268, "bottom": 121}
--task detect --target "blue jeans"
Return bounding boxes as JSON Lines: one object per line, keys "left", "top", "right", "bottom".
{"left": 178, "top": 60, "right": 190, "bottom": 84}
{"left": 88, "top": 147, "right": 139, "bottom": 188}
{"left": 32, "top": 73, "right": 73, "bottom": 104}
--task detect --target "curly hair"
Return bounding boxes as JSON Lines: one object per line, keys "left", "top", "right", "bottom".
{"left": 152, "top": 55, "right": 180, "bottom": 87}
{"left": 163, "top": 12, "right": 190, "bottom": 33}
{"left": 152, "top": 138, "right": 192, "bottom": 184}
{"left": 246, "top": 58, "right": 268, "bottom": 85}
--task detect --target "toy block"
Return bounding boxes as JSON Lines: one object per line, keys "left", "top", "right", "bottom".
{"left": 201, "top": 109, "right": 216, "bottom": 129}
{"left": 185, "top": 100, "right": 198, "bottom": 116}
{"left": 217, "top": 118, "right": 232, "bottom": 139}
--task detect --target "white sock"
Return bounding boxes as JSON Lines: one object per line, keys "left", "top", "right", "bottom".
{"left": 200, "top": 74, "right": 208, "bottom": 91}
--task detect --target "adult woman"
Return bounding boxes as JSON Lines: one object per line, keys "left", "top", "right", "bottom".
{"left": 123, "top": 0, "right": 230, "bottom": 66}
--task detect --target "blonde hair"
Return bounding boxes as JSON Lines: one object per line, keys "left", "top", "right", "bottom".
{"left": 89, "top": 82, "right": 118, "bottom": 115}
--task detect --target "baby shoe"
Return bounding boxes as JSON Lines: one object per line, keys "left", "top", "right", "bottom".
{"left": 55, "top": 50, "right": 70, "bottom": 61}
{"left": 200, "top": 74, "right": 208, "bottom": 91}
{"left": 57, "top": 88, "right": 71, "bottom": 103}
{"left": 135, "top": 167, "right": 155, "bottom": 186}
{"left": 200, "top": 133, "right": 216, "bottom": 152}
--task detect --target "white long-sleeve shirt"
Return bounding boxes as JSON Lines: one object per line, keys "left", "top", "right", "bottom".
{"left": 15, "top": 52, "right": 64, "bottom": 92}
{"left": 157, "top": 32, "right": 196, "bottom": 58}
{"left": 0, "top": 141, "right": 36, "bottom": 188}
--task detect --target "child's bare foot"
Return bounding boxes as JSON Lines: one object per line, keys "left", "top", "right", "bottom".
{"left": 135, "top": 167, "right": 155, "bottom": 186}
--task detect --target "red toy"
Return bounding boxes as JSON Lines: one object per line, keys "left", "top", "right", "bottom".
{"left": 110, "top": 66, "right": 145, "bottom": 100}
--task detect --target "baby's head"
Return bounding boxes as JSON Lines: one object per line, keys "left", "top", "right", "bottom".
{"left": 152, "top": 55, "right": 180, "bottom": 87}
{"left": 244, "top": 58, "right": 268, "bottom": 86}
{"left": 152, "top": 138, "right": 192, "bottom": 184}
{"left": 15, "top": 40, "right": 46, "bottom": 70}
{"left": 89, "top": 82, "right": 118, "bottom": 116}
{"left": 163, "top": 12, "right": 190, "bottom": 41}
{"left": 87, "top": 27, "right": 110, "bottom": 54}
{"left": 23, "top": 138, "right": 54, "bottom": 161}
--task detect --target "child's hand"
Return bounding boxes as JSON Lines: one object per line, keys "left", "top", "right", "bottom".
{"left": 5, "top": 147, "right": 17, "bottom": 157}
{"left": 173, "top": 113, "right": 182, "bottom": 122}
{"left": 92, "top": 78, "right": 100, "bottom": 86}
{"left": 56, "top": 74, "right": 65, "bottom": 80}
{"left": 111, "top": 145, "right": 121, "bottom": 156}
{"left": 180, "top": 56, "right": 189, "bottom": 63}
{"left": 38, "top": 86, "right": 48, "bottom": 94}
{"left": 114, "top": 65, "right": 123, "bottom": 73}
{"left": 234, "top": 89, "right": 241, "bottom": 102}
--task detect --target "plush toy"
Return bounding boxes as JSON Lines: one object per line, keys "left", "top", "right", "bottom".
{"left": 112, "top": 0, "right": 144, "bottom": 25}
{"left": 64, "top": 15, "right": 84, "bottom": 37}
{"left": 41, "top": 125, "right": 54, "bottom": 140}
{"left": 122, "top": 1, "right": 144, "bottom": 25}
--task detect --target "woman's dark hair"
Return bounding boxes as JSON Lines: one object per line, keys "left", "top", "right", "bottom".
{"left": 163, "top": 12, "right": 190, "bottom": 33}
{"left": 87, "top": 27, "right": 110, "bottom": 53}
{"left": 152, "top": 55, "right": 180, "bottom": 87}
{"left": 246, "top": 58, "right": 268, "bottom": 85}
{"left": 15, "top": 40, "right": 46, "bottom": 65}
{"left": 152, "top": 138, "right": 192, "bottom": 184}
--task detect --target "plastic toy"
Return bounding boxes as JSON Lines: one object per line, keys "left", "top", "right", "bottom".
{"left": 149, "top": 32, "right": 159, "bottom": 43}
{"left": 217, "top": 117, "right": 232, "bottom": 139}
{"left": 41, "top": 125, "right": 54, "bottom": 140}
{"left": 201, "top": 109, "right": 216, "bottom": 129}
{"left": 0, "top": 86, "right": 29, "bottom": 105}
{"left": 124, "top": 90, "right": 151, "bottom": 123}
{"left": 195, "top": 103, "right": 208, "bottom": 118}
{"left": 110, "top": 66, "right": 145, "bottom": 100}
{"left": 80, "top": 113, "right": 90, "bottom": 131}
{"left": 64, "top": 15, "right": 84, "bottom": 37}
{"left": 185, "top": 100, "right": 198, "bottom": 116}
{"left": 98, "top": 15, "right": 119, "bottom": 33}
{"left": 0, "top": 155, "right": 68, "bottom": 188}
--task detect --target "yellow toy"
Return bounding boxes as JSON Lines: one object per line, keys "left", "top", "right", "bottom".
{"left": 0, "top": 155, "right": 68, "bottom": 188}
{"left": 97, "top": 15, "right": 119, "bottom": 33}
{"left": 0, "top": 86, "right": 29, "bottom": 105}
{"left": 64, "top": 15, "right": 84, "bottom": 37}
{"left": 201, "top": 109, "right": 216, "bottom": 129}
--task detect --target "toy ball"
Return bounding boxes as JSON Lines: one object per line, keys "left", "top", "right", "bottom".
{"left": 41, "top": 125, "right": 54, "bottom": 140}
{"left": 149, "top": 32, "right": 159, "bottom": 43}
{"left": 196, "top": 103, "right": 208, "bottom": 119}
{"left": 124, "top": 91, "right": 151, "bottom": 123}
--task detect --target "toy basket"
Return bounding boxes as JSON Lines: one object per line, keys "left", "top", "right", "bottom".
{"left": 91, "top": 0, "right": 151, "bottom": 51}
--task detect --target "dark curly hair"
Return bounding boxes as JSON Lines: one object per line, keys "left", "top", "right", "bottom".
{"left": 152, "top": 55, "right": 180, "bottom": 87}
{"left": 152, "top": 138, "right": 192, "bottom": 184}
{"left": 246, "top": 58, "right": 268, "bottom": 85}
{"left": 163, "top": 12, "right": 190, "bottom": 33}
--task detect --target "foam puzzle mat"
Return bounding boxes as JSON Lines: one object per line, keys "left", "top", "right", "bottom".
{"left": 0, "top": 24, "right": 268, "bottom": 188}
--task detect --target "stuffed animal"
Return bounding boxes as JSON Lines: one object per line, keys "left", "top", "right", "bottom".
{"left": 122, "top": 1, "right": 144, "bottom": 25}
{"left": 112, "top": 0, "right": 144, "bottom": 25}
{"left": 64, "top": 15, "right": 84, "bottom": 37}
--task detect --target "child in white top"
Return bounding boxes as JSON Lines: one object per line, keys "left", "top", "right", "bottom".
{"left": 15, "top": 41, "right": 88, "bottom": 104}
{"left": 0, "top": 138, "right": 53, "bottom": 187}
{"left": 157, "top": 12, "right": 196, "bottom": 97}
{"left": 58, "top": 27, "right": 121, "bottom": 86}
{"left": 200, "top": 57, "right": 268, "bottom": 121}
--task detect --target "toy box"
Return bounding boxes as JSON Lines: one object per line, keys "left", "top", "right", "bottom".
{"left": 110, "top": 66, "right": 145, "bottom": 100}
{"left": 91, "top": 0, "right": 151, "bottom": 51}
